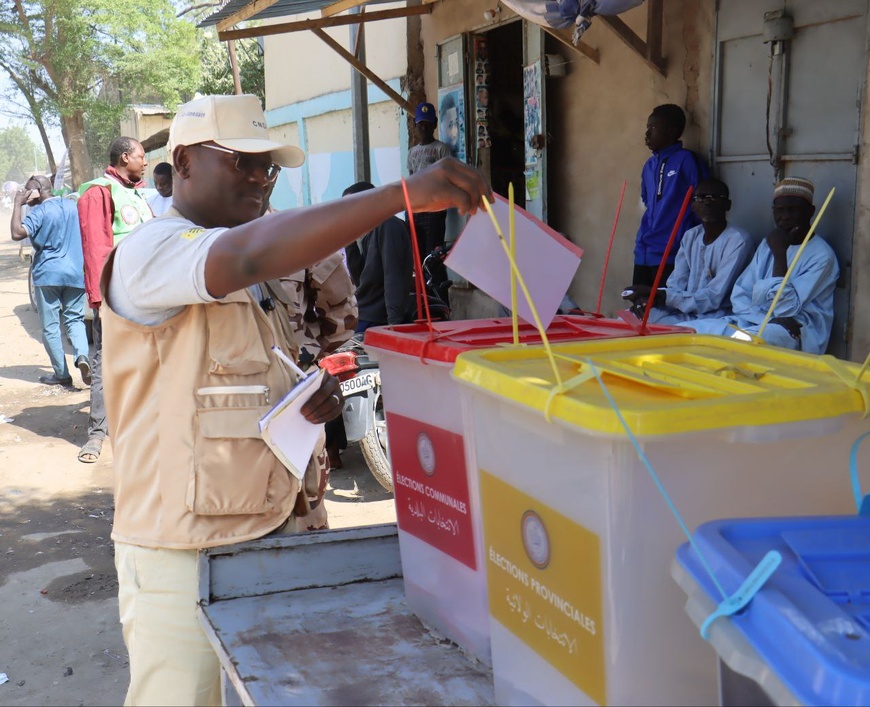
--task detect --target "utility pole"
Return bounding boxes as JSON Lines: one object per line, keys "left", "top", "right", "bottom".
{"left": 227, "top": 41, "right": 243, "bottom": 95}
{"left": 349, "top": 7, "right": 371, "bottom": 183}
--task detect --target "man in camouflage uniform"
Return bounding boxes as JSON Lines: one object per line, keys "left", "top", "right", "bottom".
{"left": 263, "top": 193, "right": 358, "bottom": 530}
{"left": 278, "top": 257, "right": 358, "bottom": 370}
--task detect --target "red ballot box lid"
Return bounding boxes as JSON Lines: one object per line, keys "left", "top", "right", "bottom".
{"left": 364, "top": 315, "right": 686, "bottom": 364}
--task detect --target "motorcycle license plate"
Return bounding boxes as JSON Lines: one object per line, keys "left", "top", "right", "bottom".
{"left": 341, "top": 373, "right": 375, "bottom": 395}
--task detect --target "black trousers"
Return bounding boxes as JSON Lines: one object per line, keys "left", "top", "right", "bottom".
{"left": 412, "top": 211, "right": 447, "bottom": 260}
{"left": 632, "top": 263, "right": 675, "bottom": 288}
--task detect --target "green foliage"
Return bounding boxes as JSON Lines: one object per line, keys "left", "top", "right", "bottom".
{"left": 83, "top": 101, "right": 126, "bottom": 168}
{"left": 0, "top": 126, "right": 40, "bottom": 183}
{"left": 106, "top": 0, "right": 202, "bottom": 109}
{"left": 0, "top": 0, "right": 202, "bottom": 180}
{"left": 198, "top": 29, "right": 265, "bottom": 105}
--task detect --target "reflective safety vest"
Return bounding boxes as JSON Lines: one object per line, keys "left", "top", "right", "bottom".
{"left": 79, "top": 176, "right": 153, "bottom": 244}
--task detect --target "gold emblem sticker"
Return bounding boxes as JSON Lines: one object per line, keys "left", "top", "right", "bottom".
{"left": 179, "top": 228, "right": 206, "bottom": 240}
{"left": 416, "top": 432, "right": 436, "bottom": 476}
{"left": 521, "top": 510, "right": 550, "bottom": 569}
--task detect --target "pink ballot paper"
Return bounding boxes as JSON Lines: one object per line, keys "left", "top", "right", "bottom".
{"left": 259, "top": 369, "right": 325, "bottom": 481}
{"left": 445, "top": 194, "right": 583, "bottom": 328}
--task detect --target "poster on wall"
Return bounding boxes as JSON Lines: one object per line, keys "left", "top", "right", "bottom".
{"left": 523, "top": 61, "right": 542, "bottom": 168}
{"left": 474, "top": 35, "right": 491, "bottom": 150}
{"left": 438, "top": 84, "right": 466, "bottom": 163}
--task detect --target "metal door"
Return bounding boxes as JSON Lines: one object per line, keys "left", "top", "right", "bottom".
{"left": 523, "top": 23, "right": 547, "bottom": 221}
{"left": 714, "top": 0, "right": 868, "bottom": 357}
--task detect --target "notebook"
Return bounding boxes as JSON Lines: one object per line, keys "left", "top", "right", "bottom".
{"left": 259, "top": 369, "right": 325, "bottom": 480}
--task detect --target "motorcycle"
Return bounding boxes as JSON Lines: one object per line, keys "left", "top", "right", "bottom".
{"left": 322, "top": 338, "right": 390, "bottom": 489}
{"left": 320, "top": 246, "right": 452, "bottom": 492}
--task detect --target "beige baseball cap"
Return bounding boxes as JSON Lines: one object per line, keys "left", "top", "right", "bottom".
{"left": 169, "top": 94, "right": 305, "bottom": 168}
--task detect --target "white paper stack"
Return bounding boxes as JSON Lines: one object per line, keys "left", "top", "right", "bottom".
{"left": 259, "top": 369, "right": 325, "bottom": 480}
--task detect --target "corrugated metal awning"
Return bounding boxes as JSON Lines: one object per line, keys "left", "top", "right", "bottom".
{"left": 200, "top": 0, "right": 324, "bottom": 27}
{"left": 198, "top": 0, "right": 397, "bottom": 29}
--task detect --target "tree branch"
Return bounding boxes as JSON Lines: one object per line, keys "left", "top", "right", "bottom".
{"left": 177, "top": 2, "right": 222, "bottom": 18}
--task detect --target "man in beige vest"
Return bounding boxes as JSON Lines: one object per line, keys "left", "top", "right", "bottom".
{"left": 100, "top": 94, "right": 491, "bottom": 706}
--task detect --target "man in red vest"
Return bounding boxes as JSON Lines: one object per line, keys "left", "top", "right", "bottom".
{"left": 77, "top": 137, "right": 153, "bottom": 463}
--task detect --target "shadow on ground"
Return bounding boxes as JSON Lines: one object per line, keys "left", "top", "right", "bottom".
{"left": 8, "top": 395, "right": 90, "bottom": 444}
{"left": 0, "top": 488, "right": 116, "bottom": 602}
{"left": 13, "top": 301, "right": 43, "bottom": 344}
{"left": 326, "top": 444, "right": 393, "bottom": 503}
{"left": 0, "top": 363, "right": 59, "bottom": 385}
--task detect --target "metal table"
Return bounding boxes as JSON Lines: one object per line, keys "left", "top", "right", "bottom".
{"left": 197, "top": 524, "right": 494, "bottom": 706}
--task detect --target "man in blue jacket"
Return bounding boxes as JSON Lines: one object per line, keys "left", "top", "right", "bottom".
{"left": 633, "top": 104, "right": 706, "bottom": 287}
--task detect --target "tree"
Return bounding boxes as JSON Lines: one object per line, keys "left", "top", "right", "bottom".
{"left": 198, "top": 29, "right": 265, "bottom": 106}
{"left": 0, "top": 125, "right": 40, "bottom": 182}
{"left": 0, "top": 0, "right": 200, "bottom": 187}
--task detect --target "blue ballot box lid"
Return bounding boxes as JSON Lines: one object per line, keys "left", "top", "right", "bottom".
{"left": 676, "top": 516, "right": 870, "bottom": 706}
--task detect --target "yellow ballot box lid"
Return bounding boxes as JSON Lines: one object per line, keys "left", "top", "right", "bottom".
{"left": 451, "top": 335, "right": 870, "bottom": 436}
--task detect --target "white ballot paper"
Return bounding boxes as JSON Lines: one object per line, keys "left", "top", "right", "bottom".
{"left": 259, "top": 369, "right": 325, "bottom": 480}
{"left": 445, "top": 194, "right": 583, "bottom": 329}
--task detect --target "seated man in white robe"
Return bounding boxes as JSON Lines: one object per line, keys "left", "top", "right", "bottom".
{"left": 622, "top": 178, "right": 753, "bottom": 325}
{"left": 690, "top": 177, "right": 839, "bottom": 354}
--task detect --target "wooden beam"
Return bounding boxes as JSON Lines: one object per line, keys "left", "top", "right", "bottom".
{"left": 218, "top": 3, "right": 432, "bottom": 40}
{"left": 311, "top": 27, "right": 412, "bottom": 113}
{"left": 322, "top": 0, "right": 438, "bottom": 17}
{"left": 321, "top": 0, "right": 367, "bottom": 18}
{"left": 646, "top": 0, "right": 663, "bottom": 66}
{"left": 599, "top": 13, "right": 666, "bottom": 77}
{"left": 542, "top": 26, "right": 600, "bottom": 64}
{"left": 352, "top": 5, "right": 366, "bottom": 57}
{"left": 216, "top": 0, "right": 279, "bottom": 33}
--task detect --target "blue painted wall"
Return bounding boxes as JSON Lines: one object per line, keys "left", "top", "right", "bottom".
{"left": 266, "top": 78, "right": 407, "bottom": 211}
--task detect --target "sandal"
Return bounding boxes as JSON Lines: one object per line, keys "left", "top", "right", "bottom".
{"left": 78, "top": 438, "right": 103, "bottom": 464}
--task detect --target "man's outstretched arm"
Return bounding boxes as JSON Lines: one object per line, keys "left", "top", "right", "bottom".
{"left": 204, "top": 159, "right": 490, "bottom": 298}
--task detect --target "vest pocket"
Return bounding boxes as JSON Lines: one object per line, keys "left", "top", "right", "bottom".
{"left": 205, "top": 301, "right": 271, "bottom": 375}
{"left": 189, "top": 407, "right": 276, "bottom": 515}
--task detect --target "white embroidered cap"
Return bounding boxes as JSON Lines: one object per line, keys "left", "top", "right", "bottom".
{"left": 169, "top": 94, "right": 305, "bottom": 168}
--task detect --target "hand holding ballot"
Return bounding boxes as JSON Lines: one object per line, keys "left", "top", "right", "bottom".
{"left": 270, "top": 345, "right": 344, "bottom": 424}
{"left": 259, "top": 350, "right": 345, "bottom": 481}
{"left": 301, "top": 371, "right": 344, "bottom": 424}
{"left": 403, "top": 157, "right": 494, "bottom": 216}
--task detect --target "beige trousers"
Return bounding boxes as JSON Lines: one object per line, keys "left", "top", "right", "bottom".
{"left": 114, "top": 542, "right": 222, "bottom": 707}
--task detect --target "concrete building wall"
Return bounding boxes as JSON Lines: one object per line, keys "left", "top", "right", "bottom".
{"left": 265, "top": 85, "right": 405, "bottom": 209}
{"left": 548, "top": 1, "right": 715, "bottom": 316}
{"left": 421, "top": 0, "right": 715, "bottom": 318}
{"left": 120, "top": 111, "right": 171, "bottom": 145}
{"left": 263, "top": 8, "right": 408, "bottom": 109}
{"left": 258, "top": 1, "right": 866, "bottom": 358}
{"left": 261, "top": 7, "right": 409, "bottom": 211}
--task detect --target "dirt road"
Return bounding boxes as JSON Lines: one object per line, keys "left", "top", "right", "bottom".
{"left": 0, "top": 236, "right": 396, "bottom": 706}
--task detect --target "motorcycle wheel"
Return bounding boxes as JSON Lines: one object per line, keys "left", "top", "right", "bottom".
{"left": 360, "top": 385, "right": 393, "bottom": 493}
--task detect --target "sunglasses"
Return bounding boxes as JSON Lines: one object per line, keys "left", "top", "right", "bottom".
{"left": 692, "top": 194, "right": 728, "bottom": 203}
{"left": 198, "top": 143, "right": 281, "bottom": 183}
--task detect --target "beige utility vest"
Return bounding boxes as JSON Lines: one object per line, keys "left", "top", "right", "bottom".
{"left": 101, "top": 249, "right": 302, "bottom": 549}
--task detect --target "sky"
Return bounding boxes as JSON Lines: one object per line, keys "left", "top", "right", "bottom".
{"left": 0, "top": 74, "right": 68, "bottom": 168}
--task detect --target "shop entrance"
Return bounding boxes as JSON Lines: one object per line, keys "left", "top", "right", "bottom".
{"left": 475, "top": 21, "right": 526, "bottom": 209}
